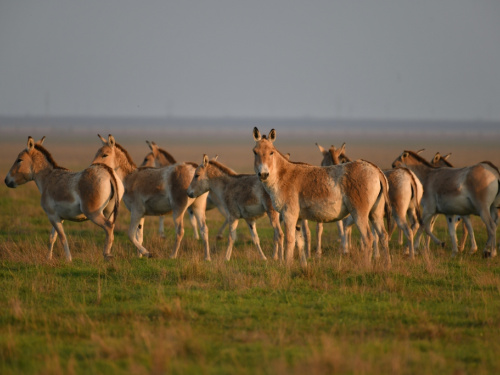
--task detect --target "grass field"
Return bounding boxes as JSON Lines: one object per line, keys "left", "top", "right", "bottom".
{"left": 1, "top": 131, "right": 500, "bottom": 374}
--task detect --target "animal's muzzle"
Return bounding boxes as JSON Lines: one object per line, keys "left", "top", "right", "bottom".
{"left": 4, "top": 177, "right": 15, "bottom": 188}
{"left": 187, "top": 191, "right": 195, "bottom": 198}
{"left": 258, "top": 172, "right": 269, "bottom": 181}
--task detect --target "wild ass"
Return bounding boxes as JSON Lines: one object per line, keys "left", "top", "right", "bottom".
{"left": 187, "top": 154, "right": 284, "bottom": 260}
{"left": 4, "top": 136, "right": 122, "bottom": 261}
{"left": 92, "top": 135, "right": 210, "bottom": 260}
{"left": 430, "top": 152, "right": 477, "bottom": 254}
{"left": 392, "top": 150, "right": 500, "bottom": 257}
{"left": 140, "top": 141, "right": 228, "bottom": 241}
{"left": 252, "top": 128, "right": 391, "bottom": 266}
{"left": 317, "top": 143, "right": 422, "bottom": 257}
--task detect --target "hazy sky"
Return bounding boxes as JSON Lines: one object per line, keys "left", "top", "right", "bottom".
{"left": 1, "top": 0, "right": 499, "bottom": 121}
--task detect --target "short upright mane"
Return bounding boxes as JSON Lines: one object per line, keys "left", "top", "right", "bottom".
{"left": 34, "top": 144, "right": 67, "bottom": 170}
{"left": 208, "top": 160, "right": 250, "bottom": 177}
{"left": 159, "top": 148, "right": 177, "bottom": 164}
{"left": 405, "top": 150, "right": 435, "bottom": 168}
{"left": 116, "top": 143, "right": 137, "bottom": 168}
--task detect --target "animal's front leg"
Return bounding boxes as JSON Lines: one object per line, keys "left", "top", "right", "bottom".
{"left": 49, "top": 219, "right": 72, "bottom": 262}
{"left": 283, "top": 216, "right": 298, "bottom": 264}
{"left": 48, "top": 226, "right": 58, "bottom": 260}
{"left": 170, "top": 209, "right": 186, "bottom": 259}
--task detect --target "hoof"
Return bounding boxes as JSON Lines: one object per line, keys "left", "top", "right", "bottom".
{"left": 469, "top": 248, "right": 478, "bottom": 255}
{"left": 104, "top": 254, "right": 114, "bottom": 261}
{"left": 144, "top": 252, "right": 153, "bottom": 258}
{"left": 216, "top": 235, "right": 224, "bottom": 241}
{"left": 483, "top": 251, "right": 492, "bottom": 259}
{"left": 440, "top": 242, "right": 446, "bottom": 248}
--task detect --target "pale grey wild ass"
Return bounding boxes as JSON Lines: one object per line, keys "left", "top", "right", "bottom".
{"left": 430, "top": 152, "right": 477, "bottom": 254}
{"left": 92, "top": 135, "right": 210, "bottom": 260}
{"left": 187, "top": 154, "right": 284, "bottom": 261}
{"left": 317, "top": 142, "right": 423, "bottom": 258}
{"left": 252, "top": 128, "right": 392, "bottom": 266}
{"left": 4, "top": 136, "right": 122, "bottom": 261}
{"left": 392, "top": 150, "right": 500, "bottom": 257}
{"left": 140, "top": 141, "right": 228, "bottom": 241}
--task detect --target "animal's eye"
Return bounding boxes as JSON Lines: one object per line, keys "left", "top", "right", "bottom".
{"left": 17, "top": 158, "right": 22, "bottom": 163}
{"left": 253, "top": 151, "right": 257, "bottom": 155}
{"left": 270, "top": 152, "right": 274, "bottom": 156}
{"left": 194, "top": 174, "right": 199, "bottom": 179}
{"left": 102, "top": 154, "right": 108, "bottom": 158}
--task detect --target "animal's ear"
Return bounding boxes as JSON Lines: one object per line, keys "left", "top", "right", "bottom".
{"left": 253, "top": 127, "right": 261, "bottom": 141}
{"left": 268, "top": 129, "right": 276, "bottom": 143}
{"left": 339, "top": 142, "right": 346, "bottom": 154}
{"left": 316, "top": 143, "right": 327, "bottom": 155}
{"left": 203, "top": 154, "right": 209, "bottom": 167}
{"left": 212, "top": 155, "right": 219, "bottom": 161}
{"left": 27, "top": 136, "right": 35, "bottom": 152}
{"left": 443, "top": 153, "right": 452, "bottom": 160}
{"left": 98, "top": 134, "right": 107, "bottom": 145}
{"left": 433, "top": 153, "right": 441, "bottom": 164}
{"left": 415, "top": 148, "right": 425, "bottom": 155}
{"left": 146, "top": 140, "right": 153, "bottom": 151}
{"left": 37, "top": 136, "right": 46, "bottom": 145}
{"left": 108, "top": 134, "right": 116, "bottom": 148}
{"left": 285, "top": 153, "right": 291, "bottom": 160}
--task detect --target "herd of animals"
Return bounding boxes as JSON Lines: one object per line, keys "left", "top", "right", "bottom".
{"left": 4, "top": 127, "right": 500, "bottom": 266}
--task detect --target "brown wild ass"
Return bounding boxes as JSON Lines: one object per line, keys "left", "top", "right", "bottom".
{"left": 4, "top": 136, "right": 122, "bottom": 261}
{"left": 92, "top": 135, "right": 210, "bottom": 260}
{"left": 252, "top": 128, "right": 391, "bottom": 266}
{"left": 392, "top": 150, "right": 500, "bottom": 257}
{"left": 140, "top": 141, "right": 228, "bottom": 241}
{"left": 317, "top": 142, "right": 422, "bottom": 257}
{"left": 430, "top": 152, "right": 477, "bottom": 254}
{"left": 187, "top": 154, "right": 284, "bottom": 260}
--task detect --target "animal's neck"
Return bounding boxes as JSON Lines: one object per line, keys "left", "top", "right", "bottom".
{"left": 404, "top": 161, "right": 431, "bottom": 186}
{"left": 31, "top": 153, "right": 58, "bottom": 192}
{"left": 115, "top": 154, "right": 137, "bottom": 180}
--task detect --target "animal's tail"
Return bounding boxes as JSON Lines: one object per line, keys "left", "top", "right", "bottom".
{"left": 378, "top": 168, "right": 392, "bottom": 233}
{"left": 95, "top": 163, "right": 120, "bottom": 224}
{"left": 405, "top": 168, "right": 422, "bottom": 225}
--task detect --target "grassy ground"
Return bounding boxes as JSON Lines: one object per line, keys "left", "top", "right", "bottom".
{"left": 1, "top": 134, "right": 500, "bottom": 374}
{"left": 1, "top": 180, "right": 500, "bottom": 375}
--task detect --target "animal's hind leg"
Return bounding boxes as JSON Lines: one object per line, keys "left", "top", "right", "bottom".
{"left": 479, "top": 209, "right": 497, "bottom": 258}
{"left": 371, "top": 213, "right": 391, "bottom": 267}
{"left": 170, "top": 208, "right": 187, "bottom": 259}
{"left": 350, "top": 213, "right": 373, "bottom": 265}
{"left": 246, "top": 220, "right": 267, "bottom": 260}
{"left": 128, "top": 212, "right": 150, "bottom": 258}
{"left": 190, "top": 197, "right": 210, "bottom": 261}
{"left": 225, "top": 219, "right": 239, "bottom": 261}
{"left": 89, "top": 213, "right": 115, "bottom": 260}
{"left": 316, "top": 222, "right": 323, "bottom": 258}
{"left": 216, "top": 218, "right": 229, "bottom": 240}
{"left": 49, "top": 219, "right": 72, "bottom": 261}
{"left": 461, "top": 216, "right": 477, "bottom": 254}
{"left": 48, "top": 226, "right": 58, "bottom": 260}
{"left": 136, "top": 217, "right": 145, "bottom": 246}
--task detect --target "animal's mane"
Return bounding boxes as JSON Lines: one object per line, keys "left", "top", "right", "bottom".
{"left": 433, "top": 154, "right": 454, "bottom": 167}
{"left": 185, "top": 162, "right": 198, "bottom": 168}
{"left": 34, "top": 144, "right": 68, "bottom": 170}
{"left": 327, "top": 147, "right": 352, "bottom": 165}
{"left": 159, "top": 148, "right": 177, "bottom": 164}
{"left": 115, "top": 143, "right": 137, "bottom": 168}
{"left": 208, "top": 160, "right": 252, "bottom": 177}
{"left": 275, "top": 149, "right": 313, "bottom": 166}
{"left": 404, "top": 150, "right": 435, "bottom": 168}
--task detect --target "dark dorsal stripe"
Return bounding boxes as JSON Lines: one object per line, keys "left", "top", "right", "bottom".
{"left": 34, "top": 144, "right": 68, "bottom": 170}
{"left": 115, "top": 143, "right": 137, "bottom": 169}
{"left": 159, "top": 148, "right": 177, "bottom": 164}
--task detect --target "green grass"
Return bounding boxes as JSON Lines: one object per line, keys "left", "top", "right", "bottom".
{"left": 1, "top": 183, "right": 500, "bottom": 374}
